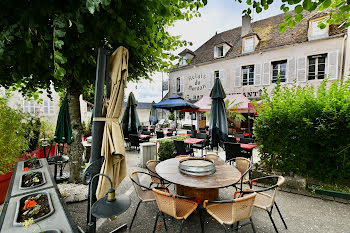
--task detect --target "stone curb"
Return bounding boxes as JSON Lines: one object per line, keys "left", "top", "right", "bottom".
{"left": 57, "top": 183, "right": 88, "bottom": 203}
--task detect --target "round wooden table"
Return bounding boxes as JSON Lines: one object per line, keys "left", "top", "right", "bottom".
{"left": 156, "top": 158, "right": 241, "bottom": 202}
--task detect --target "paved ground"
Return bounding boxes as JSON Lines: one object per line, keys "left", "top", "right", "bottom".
{"left": 2, "top": 132, "right": 350, "bottom": 233}
{"left": 67, "top": 145, "right": 350, "bottom": 233}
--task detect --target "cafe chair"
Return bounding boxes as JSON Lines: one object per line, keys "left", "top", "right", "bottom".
{"left": 146, "top": 160, "right": 171, "bottom": 188}
{"left": 223, "top": 142, "right": 244, "bottom": 162}
{"left": 240, "top": 138, "right": 255, "bottom": 144}
{"left": 204, "top": 153, "right": 220, "bottom": 162}
{"left": 227, "top": 157, "right": 251, "bottom": 191}
{"left": 129, "top": 171, "right": 169, "bottom": 229}
{"left": 150, "top": 126, "right": 155, "bottom": 135}
{"left": 129, "top": 134, "right": 141, "bottom": 151}
{"left": 156, "top": 131, "right": 164, "bottom": 139}
{"left": 191, "top": 128, "right": 197, "bottom": 138}
{"left": 249, "top": 176, "right": 287, "bottom": 233}
{"left": 174, "top": 140, "right": 194, "bottom": 156}
{"left": 166, "top": 128, "right": 174, "bottom": 136}
{"left": 152, "top": 188, "right": 202, "bottom": 233}
{"left": 203, "top": 192, "right": 257, "bottom": 233}
{"left": 192, "top": 133, "right": 209, "bottom": 156}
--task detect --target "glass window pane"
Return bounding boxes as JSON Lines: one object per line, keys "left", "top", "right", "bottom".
{"left": 309, "top": 58, "right": 316, "bottom": 65}
{"left": 308, "top": 75, "right": 315, "bottom": 80}
{"left": 309, "top": 64, "right": 315, "bottom": 72}
{"left": 318, "top": 57, "right": 325, "bottom": 63}
{"left": 318, "top": 64, "right": 325, "bottom": 72}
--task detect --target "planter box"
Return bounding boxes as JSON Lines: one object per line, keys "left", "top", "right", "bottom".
{"left": 19, "top": 171, "right": 46, "bottom": 190}
{"left": 308, "top": 185, "right": 350, "bottom": 200}
{"left": 11, "top": 159, "right": 54, "bottom": 197}
{"left": 0, "top": 171, "right": 13, "bottom": 204}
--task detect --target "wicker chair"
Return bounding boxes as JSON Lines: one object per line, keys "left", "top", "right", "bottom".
{"left": 145, "top": 160, "right": 170, "bottom": 188}
{"left": 250, "top": 176, "right": 287, "bottom": 233}
{"left": 129, "top": 171, "right": 165, "bottom": 229}
{"left": 204, "top": 154, "right": 220, "bottom": 162}
{"left": 152, "top": 188, "right": 202, "bottom": 233}
{"left": 226, "top": 157, "right": 251, "bottom": 191}
{"left": 203, "top": 192, "right": 257, "bottom": 233}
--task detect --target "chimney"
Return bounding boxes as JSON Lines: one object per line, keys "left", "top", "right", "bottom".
{"left": 241, "top": 15, "right": 253, "bottom": 37}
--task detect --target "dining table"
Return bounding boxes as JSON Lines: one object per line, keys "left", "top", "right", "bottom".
{"left": 156, "top": 157, "right": 241, "bottom": 202}
{"left": 184, "top": 138, "right": 204, "bottom": 145}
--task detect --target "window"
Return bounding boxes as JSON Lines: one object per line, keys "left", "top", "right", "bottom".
{"left": 23, "top": 100, "right": 36, "bottom": 114}
{"left": 272, "top": 60, "right": 287, "bottom": 83}
{"left": 309, "top": 19, "right": 328, "bottom": 40}
{"left": 308, "top": 54, "right": 327, "bottom": 80}
{"left": 243, "top": 37, "right": 254, "bottom": 53}
{"left": 42, "top": 99, "right": 54, "bottom": 115}
{"left": 214, "top": 44, "right": 226, "bottom": 58}
{"left": 174, "top": 77, "right": 184, "bottom": 93}
{"left": 242, "top": 65, "right": 254, "bottom": 86}
{"left": 214, "top": 70, "right": 220, "bottom": 79}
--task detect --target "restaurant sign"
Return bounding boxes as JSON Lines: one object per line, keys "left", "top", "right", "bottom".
{"left": 228, "top": 89, "right": 263, "bottom": 98}
{"left": 187, "top": 73, "right": 207, "bottom": 92}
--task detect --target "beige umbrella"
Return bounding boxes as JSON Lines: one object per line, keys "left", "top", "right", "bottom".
{"left": 96, "top": 46, "right": 129, "bottom": 199}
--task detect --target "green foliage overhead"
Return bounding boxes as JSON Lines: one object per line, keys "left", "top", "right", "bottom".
{"left": 0, "top": 0, "right": 204, "bottom": 96}
{"left": 237, "top": 0, "right": 350, "bottom": 32}
{"left": 254, "top": 79, "right": 350, "bottom": 184}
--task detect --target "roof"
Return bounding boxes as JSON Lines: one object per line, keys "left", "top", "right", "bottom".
{"left": 122, "top": 102, "right": 153, "bottom": 109}
{"left": 173, "top": 11, "right": 346, "bottom": 68}
{"left": 179, "top": 48, "right": 196, "bottom": 56}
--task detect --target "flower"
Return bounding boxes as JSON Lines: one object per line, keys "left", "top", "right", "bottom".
{"left": 23, "top": 218, "right": 34, "bottom": 228}
{"left": 23, "top": 167, "right": 29, "bottom": 171}
{"left": 23, "top": 200, "right": 37, "bottom": 210}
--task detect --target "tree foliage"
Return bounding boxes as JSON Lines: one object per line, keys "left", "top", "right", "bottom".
{"left": 0, "top": 0, "right": 204, "bottom": 95}
{"left": 236, "top": 0, "right": 350, "bottom": 32}
{"left": 254, "top": 79, "right": 350, "bottom": 184}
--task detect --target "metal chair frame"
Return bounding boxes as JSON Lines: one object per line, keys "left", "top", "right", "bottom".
{"left": 226, "top": 157, "right": 252, "bottom": 191}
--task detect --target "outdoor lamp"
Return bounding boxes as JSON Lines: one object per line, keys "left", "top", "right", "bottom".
{"left": 88, "top": 173, "right": 131, "bottom": 233}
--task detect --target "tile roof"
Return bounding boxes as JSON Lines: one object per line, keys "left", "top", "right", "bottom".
{"left": 176, "top": 11, "right": 346, "bottom": 67}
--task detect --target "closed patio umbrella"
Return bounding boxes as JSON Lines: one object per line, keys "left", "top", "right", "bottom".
{"left": 121, "top": 92, "right": 141, "bottom": 138}
{"left": 96, "top": 46, "right": 128, "bottom": 199}
{"left": 209, "top": 78, "right": 228, "bottom": 148}
{"left": 54, "top": 96, "right": 73, "bottom": 145}
{"left": 149, "top": 101, "right": 158, "bottom": 125}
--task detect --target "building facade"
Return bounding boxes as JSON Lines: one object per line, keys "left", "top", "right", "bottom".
{"left": 169, "top": 11, "right": 349, "bottom": 103}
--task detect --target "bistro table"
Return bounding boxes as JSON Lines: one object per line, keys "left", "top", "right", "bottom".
{"left": 138, "top": 134, "right": 150, "bottom": 139}
{"left": 184, "top": 138, "right": 204, "bottom": 145}
{"left": 181, "top": 133, "right": 192, "bottom": 136}
{"left": 156, "top": 157, "right": 241, "bottom": 202}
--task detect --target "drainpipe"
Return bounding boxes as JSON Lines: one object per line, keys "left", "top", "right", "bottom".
{"left": 340, "top": 33, "right": 348, "bottom": 80}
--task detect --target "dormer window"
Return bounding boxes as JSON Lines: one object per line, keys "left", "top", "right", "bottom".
{"left": 243, "top": 37, "right": 254, "bottom": 53}
{"left": 309, "top": 18, "right": 329, "bottom": 41}
{"left": 214, "top": 43, "right": 230, "bottom": 58}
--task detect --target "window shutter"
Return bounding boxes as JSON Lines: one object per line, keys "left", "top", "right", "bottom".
{"left": 173, "top": 78, "right": 177, "bottom": 93}
{"left": 254, "top": 64, "right": 262, "bottom": 86}
{"left": 223, "top": 44, "right": 226, "bottom": 56}
{"left": 297, "top": 57, "right": 306, "bottom": 82}
{"left": 328, "top": 51, "right": 338, "bottom": 80}
{"left": 219, "top": 70, "right": 225, "bottom": 86}
{"left": 180, "top": 77, "right": 184, "bottom": 92}
{"left": 287, "top": 58, "right": 296, "bottom": 83}
{"left": 262, "top": 63, "right": 270, "bottom": 85}
{"left": 214, "top": 46, "right": 218, "bottom": 58}
{"left": 208, "top": 72, "right": 215, "bottom": 90}
{"left": 234, "top": 67, "right": 241, "bottom": 87}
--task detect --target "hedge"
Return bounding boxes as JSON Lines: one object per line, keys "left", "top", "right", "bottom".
{"left": 254, "top": 79, "right": 350, "bottom": 184}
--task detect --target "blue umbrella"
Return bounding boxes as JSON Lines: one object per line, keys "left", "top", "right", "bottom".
{"left": 149, "top": 101, "right": 158, "bottom": 125}
{"left": 209, "top": 78, "right": 228, "bottom": 148}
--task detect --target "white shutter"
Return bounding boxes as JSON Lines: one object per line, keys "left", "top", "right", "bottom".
{"left": 287, "top": 58, "right": 296, "bottom": 83}
{"left": 297, "top": 57, "right": 307, "bottom": 82}
{"left": 173, "top": 78, "right": 177, "bottom": 93}
{"left": 254, "top": 64, "right": 262, "bottom": 86}
{"left": 262, "top": 63, "right": 270, "bottom": 85}
{"left": 234, "top": 67, "right": 241, "bottom": 87}
{"left": 328, "top": 51, "right": 338, "bottom": 80}
{"left": 180, "top": 77, "right": 184, "bottom": 92}
{"left": 214, "top": 46, "right": 218, "bottom": 58}
{"left": 223, "top": 44, "right": 226, "bottom": 56}
{"left": 219, "top": 70, "right": 225, "bottom": 86}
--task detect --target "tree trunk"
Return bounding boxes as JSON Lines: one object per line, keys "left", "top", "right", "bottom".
{"left": 67, "top": 84, "right": 84, "bottom": 183}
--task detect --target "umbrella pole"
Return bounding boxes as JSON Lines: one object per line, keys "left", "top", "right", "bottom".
{"left": 83, "top": 48, "right": 110, "bottom": 233}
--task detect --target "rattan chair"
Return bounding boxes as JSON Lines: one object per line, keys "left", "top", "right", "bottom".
{"left": 203, "top": 192, "right": 257, "bottom": 233}
{"left": 204, "top": 153, "right": 220, "bottom": 162}
{"left": 152, "top": 188, "right": 202, "bottom": 233}
{"left": 129, "top": 171, "right": 163, "bottom": 229}
{"left": 250, "top": 176, "right": 287, "bottom": 233}
{"left": 226, "top": 157, "right": 251, "bottom": 191}
{"left": 145, "top": 160, "right": 170, "bottom": 188}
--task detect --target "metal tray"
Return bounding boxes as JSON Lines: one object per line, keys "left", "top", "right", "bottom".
{"left": 178, "top": 157, "right": 216, "bottom": 176}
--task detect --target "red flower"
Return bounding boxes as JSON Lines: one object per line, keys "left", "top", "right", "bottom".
{"left": 23, "top": 200, "right": 37, "bottom": 210}
{"left": 23, "top": 167, "right": 29, "bottom": 171}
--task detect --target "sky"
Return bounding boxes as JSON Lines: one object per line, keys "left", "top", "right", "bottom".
{"left": 125, "top": 0, "right": 284, "bottom": 103}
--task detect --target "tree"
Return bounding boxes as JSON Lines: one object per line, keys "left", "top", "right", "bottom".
{"left": 236, "top": 0, "right": 350, "bottom": 32}
{"left": 0, "top": 0, "right": 205, "bottom": 182}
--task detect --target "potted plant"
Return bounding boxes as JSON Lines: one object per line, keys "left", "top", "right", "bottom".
{"left": 20, "top": 171, "right": 46, "bottom": 189}
{"left": 0, "top": 98, "right": 30, "bottom": 203}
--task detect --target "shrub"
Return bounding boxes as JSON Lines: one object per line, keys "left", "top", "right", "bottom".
{"left": 254, "top": 79, "right": 350, "bottom": 184}
{"left": 82, "top": 121, "right": 92, "bottom": 137}
{"left": 0, "top": 98, "right": 30, "bottom": 174}
{"left": 158, "top": 135, "right": 189, "bottom": 161}
{"left": 23, "top": 115, "right": 41, "bottom": 151}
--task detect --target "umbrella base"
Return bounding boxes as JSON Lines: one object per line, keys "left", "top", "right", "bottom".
{"left": 54, "top": 173, "right": 69, "bottom": 183}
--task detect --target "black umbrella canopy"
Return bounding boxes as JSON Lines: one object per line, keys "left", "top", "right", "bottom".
{"left": 153, "top": 94, "right": 199, "bottom": 111}
{"left": 209, "top": 78, "right": 228, "bottom": 147}
{"left": 54, "top": 96, "right": 73, "bottom": 144}
{"left": 121, "top": 92, "right": 141, "bottom": 137}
